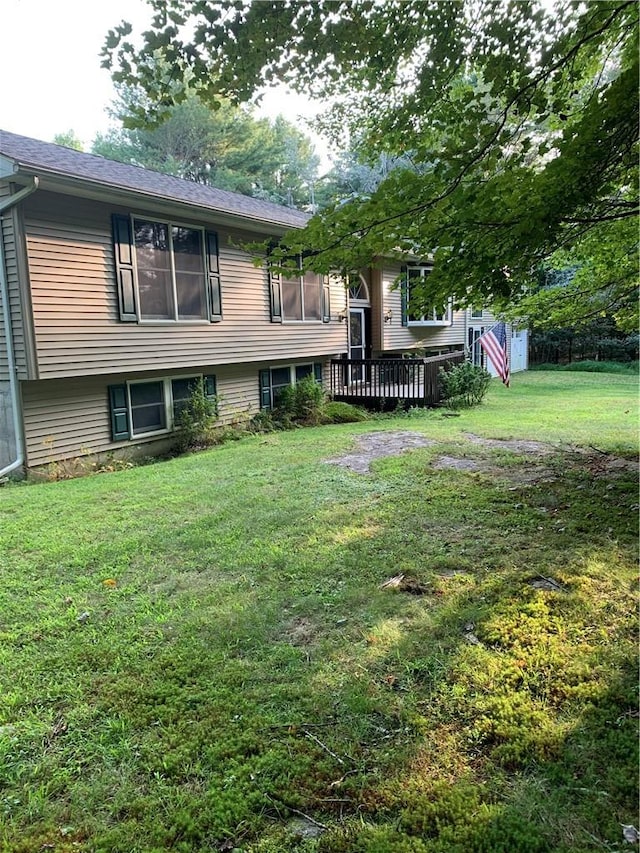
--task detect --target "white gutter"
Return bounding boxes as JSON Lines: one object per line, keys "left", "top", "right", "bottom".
{"left": 0, "top": 177, "right": 39, "bottom": 477}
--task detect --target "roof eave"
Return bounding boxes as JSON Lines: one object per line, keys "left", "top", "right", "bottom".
{"left": 5, "top": 160, "right": 308, "bottom": 234}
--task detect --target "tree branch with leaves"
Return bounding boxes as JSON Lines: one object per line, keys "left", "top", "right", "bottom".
{"left": 103, "top": 0, "right": 639, "bottom": 329}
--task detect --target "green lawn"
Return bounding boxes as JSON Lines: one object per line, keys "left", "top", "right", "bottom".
{"left": 0, "top": 372, "right": 637, "bottom": 852}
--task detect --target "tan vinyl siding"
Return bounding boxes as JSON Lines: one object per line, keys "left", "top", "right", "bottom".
{"left": 215, "top": 364, "right": 262, "bottom": 421}
{"left": 468, "top": 307, "right": 490, "bottom": 323}
{"left": 403, "top": 310, "right": 466, "bottom": 352}
{"left": 0, "top": 183, "right": 28, "bottom": 380}
{"left": 381, "top": 262, "right": 466, "bottom": 353}
{"left": 369, "top": 268, "right": 384, "bottom": 354}
{"left": 21, "top": 357, "right": 330, "bottom": 466}
{"left": 380, "top": 263, "right": 405, "bottom": 352}
{"left": 22, "top": 191, "right": 348, "bottom": 378}
{"left": 22, "top": 376, "right": 111, "bottom": 465}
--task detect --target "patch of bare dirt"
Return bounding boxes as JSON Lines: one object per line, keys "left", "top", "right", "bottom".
{"left": 380, "top": 573, "right": 430, "bottom": 595}
{"left": 503, "top": 466, "right": 558, "bottom": 485}
{"left": 529, "top": 575, "right": 566, "bottom": 592}
{"left": 325, "top": 430, "right": 637, "bottom": 488}
{"left": 583, "top": 452, "right": 639, "bottom": 477}
{"left": 463, "top": 433, "right": 556, "bottom": 454}
{"left": 432, "top": 453, "right": 557, "bottom": 486}
{"left": 432, "top": 456, "right": 484, "bottom": 472}
{"left": 465, "top": 433, "right": 638, "bottom": 478}
{"left": 281, "top": 616, "right": 318, "bottom": 646}
{"left": 325, "top": 431, "right": 436, "bottom": 474}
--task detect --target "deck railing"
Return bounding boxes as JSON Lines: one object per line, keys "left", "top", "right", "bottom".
{"left": 330, "top": 351, "right": 465, "bottom": 407}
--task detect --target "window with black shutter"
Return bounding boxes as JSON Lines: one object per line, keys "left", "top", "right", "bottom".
{"left": 108, "top": 373, "right": 219, "bottom": 440}
{"left": 111, "top": 215, "right": 222, "bottom": 323}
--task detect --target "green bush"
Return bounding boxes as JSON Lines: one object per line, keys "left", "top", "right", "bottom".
{"left": 322, "top": 401, "right": 370, "bottom": 423}
{"left": 439, "top": 361, "right": 491, "bottom": 409}
{"left": 275, "top": 375, "right": 326, "bottom": 425}
{"left": 247, "top": 376, "right": 329, "bottom": 433}
{"left": 174, "top": 379, "right": 218, "bottom": 453}
{"left": 247, "top": 410, "right": 279, "bottom": 433}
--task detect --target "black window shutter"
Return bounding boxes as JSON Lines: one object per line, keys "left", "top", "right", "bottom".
{"left": 259, "top": 369, "right": 272, "bottom": 409}
{"left": 203, "top": 374, "right": 217, "bottom": 398}
{"left": 400, "top": 265, "right": 409, "bottom": 327}
{"left": 203, "top": 374, "right": 219, "bottom": 416}
{"left": 322, "top": 278, "right": 331, "bottom": 323}
{"left": 313, "top": 362, "right": 323, "bottom": 384}
{"left": 111, "top": 214, "right": 137, "bottom": 321}
{"left": 108, "top": 384, "right": 131, "bottom": 441}
{"left": 268, "top": 265, "right": 283, "bottom": 323}
{"left": 206, "top": 231, "right": 222, "bottom": 322}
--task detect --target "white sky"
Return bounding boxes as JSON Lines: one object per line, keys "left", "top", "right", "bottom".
{"left": 1, "top": 0, "right": 328, "bottom": 163}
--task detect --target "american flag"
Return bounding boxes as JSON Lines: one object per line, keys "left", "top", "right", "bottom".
{"left": 479, "top": 322, "right": 510, "bottom": 387}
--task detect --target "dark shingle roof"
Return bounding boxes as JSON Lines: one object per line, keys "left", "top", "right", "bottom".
{"left": 0, "top": 129, "right": 309, "bottom": 229}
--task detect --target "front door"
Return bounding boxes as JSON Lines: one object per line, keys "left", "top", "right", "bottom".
{"left": 468, "top": 326, "right": 485, "bottom": 370}
{"left": 349, "top": 308, "right": 366, "bottom": 382}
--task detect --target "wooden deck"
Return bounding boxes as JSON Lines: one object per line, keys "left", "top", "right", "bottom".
{"left": 330, "top": 351, "right": 465, "bottom": 408}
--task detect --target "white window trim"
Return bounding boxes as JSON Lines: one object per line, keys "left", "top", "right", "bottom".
{"left": 131, "top": 215, "right": 209, "bottom": 324}
{"left": 406, "top": 265, "right": 453, "bottom": 326}
{"left": 407, "top": 301, "right": 453, "bottom": 326}
{"left": 348, "top": 273, "right": 370, "bottom": 305}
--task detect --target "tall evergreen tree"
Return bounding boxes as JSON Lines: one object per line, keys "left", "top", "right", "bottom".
{"left": 93, "top": 91, "right": 320, "bottom": 209}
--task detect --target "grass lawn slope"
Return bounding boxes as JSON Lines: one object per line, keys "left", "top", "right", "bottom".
{"left": 0, "top": 372, "right": 637, "bottom": 852}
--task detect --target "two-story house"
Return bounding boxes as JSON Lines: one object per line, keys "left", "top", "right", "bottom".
{"left": 0, "top": 131, "right": 526, "bottom": 474}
